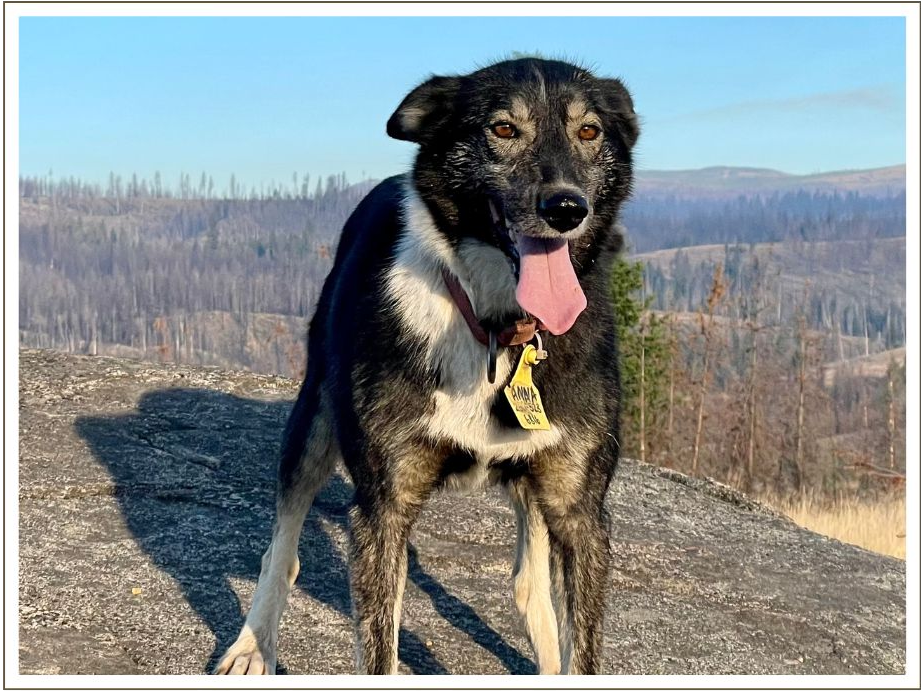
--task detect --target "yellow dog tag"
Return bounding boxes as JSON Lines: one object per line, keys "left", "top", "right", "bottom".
{"left": 504, "top": 345, "right": 551, "bottom": 430}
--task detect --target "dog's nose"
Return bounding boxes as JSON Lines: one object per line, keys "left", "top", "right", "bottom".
{"left": 537, "top": 191, "right": 589, "bottom": 232}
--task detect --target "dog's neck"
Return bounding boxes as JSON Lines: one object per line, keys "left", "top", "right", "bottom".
{"left": 400, "top": 183, "right": 522, "bottom": 324}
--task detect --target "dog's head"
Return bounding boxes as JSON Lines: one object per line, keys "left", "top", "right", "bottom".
{"left": 387, "top": 58, "right": 639, "bottom": 335}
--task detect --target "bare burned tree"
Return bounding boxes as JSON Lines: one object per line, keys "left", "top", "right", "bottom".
{"left": 691, "top": 263, "right": 726, "bottom": 476}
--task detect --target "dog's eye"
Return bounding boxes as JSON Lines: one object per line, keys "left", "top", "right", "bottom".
{"left": 492, "top": 122, "right": 518, "bottom": 139}
{"left": 578, "top": 125, "right": 601, "bottom": 141}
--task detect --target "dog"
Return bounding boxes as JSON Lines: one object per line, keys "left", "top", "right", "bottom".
{"left": 214, "top": 57, "right": 639, "bottom": 675}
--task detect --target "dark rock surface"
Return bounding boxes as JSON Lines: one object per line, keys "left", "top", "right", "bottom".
{"left": 18, "top": 348, "right": 906, "bottom": 675}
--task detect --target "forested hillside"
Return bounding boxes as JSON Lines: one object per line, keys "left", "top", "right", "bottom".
{"left": 636, "top": 238, "right": 906, "bottom": 353}
{"left": 621, "top": 188, "right": 905, "bottom": 252}
{"left": 19, "top": 167, "right": 906, "bottom": 377}
{"left": 19, "top": 174, "right": 370, "bottom": 376}
{"left": 18, "top": 166, "right": 908, "bottom": 508}
{"left": 632, "top": 164, "right": 905, "bottom": 199}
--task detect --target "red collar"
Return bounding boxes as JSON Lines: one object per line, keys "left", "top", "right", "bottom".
{"left": 441, "top": 269, "right": 541, "bottom": 347}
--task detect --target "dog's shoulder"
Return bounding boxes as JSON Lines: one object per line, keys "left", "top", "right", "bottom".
{"left": 334, "top": 174, "right": 407, "bottom": 272}
{"left": 320, "top": 175, "right": 407, "bottom": 323}
{"left": 309, "top": 176, "right": 411, "bottom": 379}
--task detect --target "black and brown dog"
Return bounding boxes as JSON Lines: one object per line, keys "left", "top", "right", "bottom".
{"left": 215, "top": 57, "right": 639, "bottom": 675}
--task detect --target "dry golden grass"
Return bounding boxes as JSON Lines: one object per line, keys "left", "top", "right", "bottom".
{"left": 762, "top": 493, "right": 906, "bottom": 560}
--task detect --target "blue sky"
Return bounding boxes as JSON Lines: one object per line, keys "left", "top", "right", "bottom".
{"left": 19, "top": 15, "right": 906, "bottom": 190}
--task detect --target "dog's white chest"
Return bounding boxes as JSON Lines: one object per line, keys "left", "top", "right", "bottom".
{"left": 428, "top": 324, "right": 554, "bottom": 462}
{"left": 385, "top": 190, "right": 562, "bottom": 466}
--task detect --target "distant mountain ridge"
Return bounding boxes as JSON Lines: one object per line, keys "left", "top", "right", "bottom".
{"left": 635, "top": 164, "right": 906, "bottom": 198}
{"left": 19, "top": 164, "right": 905, "bottom": 204}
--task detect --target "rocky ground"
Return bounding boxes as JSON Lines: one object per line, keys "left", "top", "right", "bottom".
{"left": 17, "top": 349, "right": 906, "bottom": 675}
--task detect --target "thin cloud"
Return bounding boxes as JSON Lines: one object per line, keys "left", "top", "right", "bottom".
{"left": 657, "top": 85, "right": 901, "bottom": 123}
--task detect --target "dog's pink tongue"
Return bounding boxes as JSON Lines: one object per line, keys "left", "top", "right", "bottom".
{"left": 515, "top": 236, "right": 587, "bottom": 335}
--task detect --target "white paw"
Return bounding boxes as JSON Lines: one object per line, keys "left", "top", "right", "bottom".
{"left": 213, "top": 631, "right": 275, "bottom": 675}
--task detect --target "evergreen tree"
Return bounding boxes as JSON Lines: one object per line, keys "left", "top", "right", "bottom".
{"left": 611, "top": 258, "right": 672, "bottom": 463}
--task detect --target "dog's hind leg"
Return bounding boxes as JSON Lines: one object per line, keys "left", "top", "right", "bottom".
{"left": 214, "top": 384, "right": 338, "bottom": 675}
{"left": 508, "top": 482, "right": 561, "bottom": 674}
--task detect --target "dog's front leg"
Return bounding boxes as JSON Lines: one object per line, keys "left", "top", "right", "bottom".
{"left": 509, "top": 482, "right": 561, "bottom": 674}
{"left": 348, "top": 466, "right": 434, "bottom": 675}
{"left": 546, "top": 506, "right": 611, "bottom": 675}
{"left": 349, "top": 509, "right": 407, "bottom": 673}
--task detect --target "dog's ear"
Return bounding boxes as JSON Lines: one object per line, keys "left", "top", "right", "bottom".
{"left": 387, "top": 75, "right": 462, "bottom": 143}
{"left": 596, "top": 78, "right": 640, "bottom": 149}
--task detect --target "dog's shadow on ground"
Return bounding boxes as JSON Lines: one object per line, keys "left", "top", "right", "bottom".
{"left": 75, "top": 387, "right": 535, "bottom": 675}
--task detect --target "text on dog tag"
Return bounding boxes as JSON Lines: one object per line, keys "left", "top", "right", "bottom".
{"left": 503, "top": 345, "right": 551, "bottom": 430}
